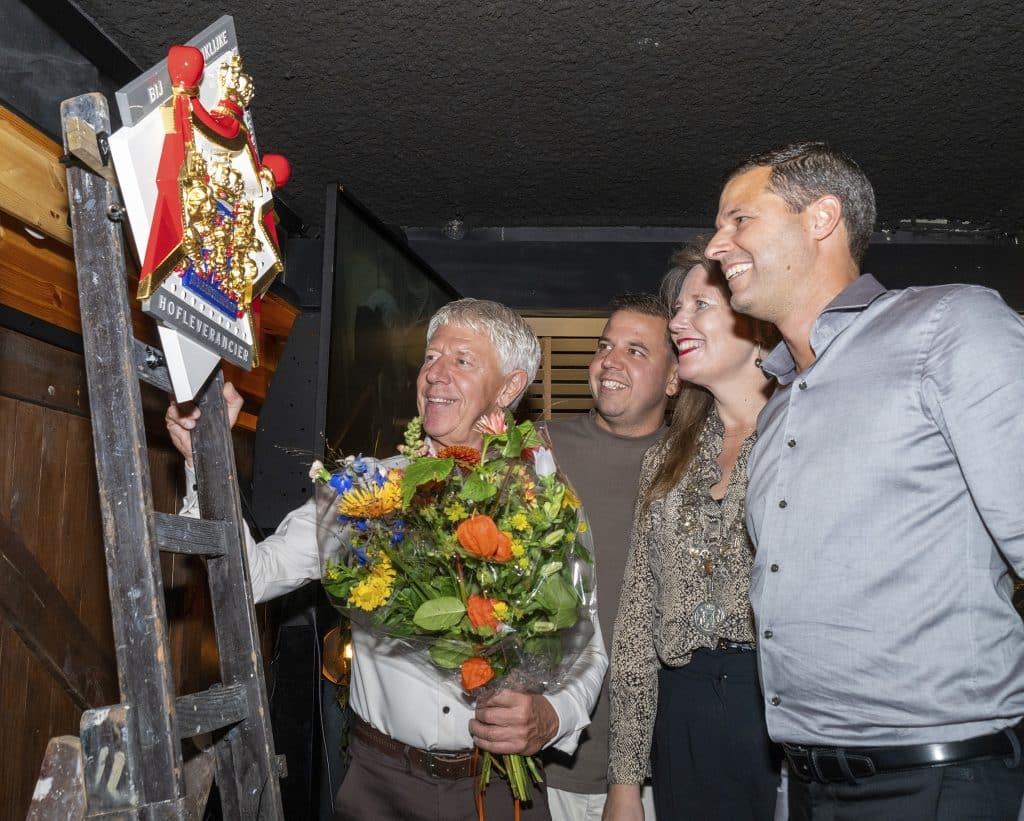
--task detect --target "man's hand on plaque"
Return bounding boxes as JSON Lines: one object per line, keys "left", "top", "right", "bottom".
{"left": 166, "top": 381, "right": 244, "bottom": 466}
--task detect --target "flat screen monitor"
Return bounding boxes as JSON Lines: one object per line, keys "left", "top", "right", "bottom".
{"left": 317, "top": 185, "right": 459, "bottom": 460}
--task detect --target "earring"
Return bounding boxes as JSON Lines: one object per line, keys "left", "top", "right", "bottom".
{"left": 754, "top": 343, "right": 763, "bottom": 369}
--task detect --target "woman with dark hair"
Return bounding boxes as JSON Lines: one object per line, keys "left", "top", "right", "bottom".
{"left": 604, "top": 239, "right": 781, "bottom": 821}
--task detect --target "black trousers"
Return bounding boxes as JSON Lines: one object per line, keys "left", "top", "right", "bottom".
{"left": 788, "top": 752, "right": 1024, "bottom": 821}
{"left": 652, "top": 647, "right": 782, "bottom": 820}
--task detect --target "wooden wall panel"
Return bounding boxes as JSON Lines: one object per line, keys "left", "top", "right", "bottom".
{"left": 0, "top": 332, "right": 258, "bottom": 820}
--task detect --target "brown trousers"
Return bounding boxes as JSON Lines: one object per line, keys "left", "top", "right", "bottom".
{"left": 335, "top": 735, "right": 552, "bottom": 821}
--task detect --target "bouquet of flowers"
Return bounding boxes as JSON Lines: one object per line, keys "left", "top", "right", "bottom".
{"left": 313, "top": 411, "right": 595, "bottom": 807}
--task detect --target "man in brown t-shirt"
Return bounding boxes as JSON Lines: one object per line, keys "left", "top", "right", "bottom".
{"left": 542, "top": 294, "right": 679, "bottom": 821}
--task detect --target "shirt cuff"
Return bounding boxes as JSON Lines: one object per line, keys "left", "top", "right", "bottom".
{"left": 181, "top": 462, "right": 200, "bottom": 517}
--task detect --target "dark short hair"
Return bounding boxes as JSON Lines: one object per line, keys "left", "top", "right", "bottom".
{"left": 607, "top": 292, "right": 674, "bottom": 359}
{"left": 726, "top": 141, "right": 876, "bottom": 263}
{"left": 609, "top": 292, "right": 669, "bottom": 320}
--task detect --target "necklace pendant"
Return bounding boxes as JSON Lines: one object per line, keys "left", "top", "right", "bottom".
{"left": 703, "top": 558, "right": 715, "bottom": 576}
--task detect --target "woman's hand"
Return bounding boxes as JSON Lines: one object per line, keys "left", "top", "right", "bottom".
{"left": 602, "top": 783, "right": 645, "bottom": 821}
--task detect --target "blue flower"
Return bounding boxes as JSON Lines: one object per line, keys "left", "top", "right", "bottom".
{"left": 353, "top": 520, "right": 368, "bottom": 531}
{"left": 352, "top": 546, "right": 369, "bottom": 566}
{"left": 329, "top": 473, "right": 354, "bottom": 494}
{"left": 373, "top": 468, "right": 388, "bottom": 488}
{"left": 352, "top": 456, "right": 369, "bottom": 475}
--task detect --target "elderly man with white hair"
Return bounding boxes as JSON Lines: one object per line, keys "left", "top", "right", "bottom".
{"left": 167, "top": 298, "right": 608, "bottom": 821}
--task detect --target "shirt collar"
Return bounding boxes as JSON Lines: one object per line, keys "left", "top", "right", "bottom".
{"left": 762, "top": 274, "right": 887, "bottom": 385}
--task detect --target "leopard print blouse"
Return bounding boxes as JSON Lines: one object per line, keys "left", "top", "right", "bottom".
{"left": 607, "top": 408, "right": 757, "bottom": 784}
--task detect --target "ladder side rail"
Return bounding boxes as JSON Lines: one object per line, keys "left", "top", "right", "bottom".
{"left": 191, "top": 370, "right": 284, "bottom": 818}
{"left": 60, "top": 92, "right": 184, "bottom": 809}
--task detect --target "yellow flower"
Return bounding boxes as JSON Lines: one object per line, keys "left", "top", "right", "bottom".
{"left": 562, "top": 487, "right": 580, "bottom": 510}
{"left": 510, "top": 512, "right": 530, "bottom": 532}
{"left": 510, "top": 538, "right": 525, "bottom": 559}
{"left": 338, "top": 478, "right": 402, "bottom": 518}
{"left": 492, "top": 601, "right": 509, "bottom": 621}
{"left": 577, "top": 520, "right": 588, "bottom": 533}
{"left": 444, "top": 501, "right": 468, "bottom": 522}
{"left": 517, "top": 557, "right": 530, "bottom": 570}
{"left": 348, "top": 554, "right": 396, "bottom": 611}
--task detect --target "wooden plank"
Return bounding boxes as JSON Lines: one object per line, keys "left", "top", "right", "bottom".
{"left": 534, "top": 367, "right": 591, "bottom": 382}
{"left": 62, "top": 92, "right": 183, "bottom": 806}
{"left": 549, "top": 337, "right": 602, "bottom": 352}
{"left": 541, "top": 337, "right": 552, "bottom": 420}
{"left": 154, "top": 512, "right": 230, "bottom": 557}
{"left": 524, "top": 316, "right": 606, "bottom": 338}
{"left": 0, "top": 105, "right": 71, "bottom": 245}
{"left": 540, "top": 352, "right": 595, "bottom": 367}
{"left": 0, "top": 514, "right": 119, "bottom": 709}
{"left": 26, "top": 737, "right": 84, "bottom": 818}
{"left": 0, "top": 326, "right": 90, "bottom": 415}
{"left": 25, "top": 736, "right": 86, "bottom": 821}
{"left": 527, "top": 382, "right": 593, "bottom": 396}
{"left": 175, "top": 684, "right": 248, "bottom": 738}
{"left": 0, "top": 205, "right": 294, "bottom": 408}
{"left": 192, "top": 370, "right": 283, "bottom": 818}
{"left": 0, "top": 623, "right": 32, "bottom": 817}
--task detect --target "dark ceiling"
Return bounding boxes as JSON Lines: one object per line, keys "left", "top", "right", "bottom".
{"left": 67, "top": 0, "right": 1024, "bottom": 239}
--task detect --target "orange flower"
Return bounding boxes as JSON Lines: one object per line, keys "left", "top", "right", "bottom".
{"left": 493, "top": 531, "right": 513, "bottom": 562}
{"left": 436, "top": 445, "right": 481, "bottom": 469}
{"left": 456, "top": 516, "right": 515, "bottom": 563}
{"left": 461, "top": 656, "right": 495, "bottom": 691}
{"left": 467, "top": 594, "right": 499, "bottom": 631}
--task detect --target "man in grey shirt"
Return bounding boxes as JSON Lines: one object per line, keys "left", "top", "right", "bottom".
{"left": 705, "top": 141, "right": 1024, "bottom": 819}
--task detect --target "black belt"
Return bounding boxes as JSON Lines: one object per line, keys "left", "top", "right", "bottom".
{"left": 715, "top": 638, "right": 755, "bottom": 653}
{"left": 351, "top": 716, "right": 475, "bottom": 779}
{"left": 784, "top": 726, "right": 1023, "bottom": 784}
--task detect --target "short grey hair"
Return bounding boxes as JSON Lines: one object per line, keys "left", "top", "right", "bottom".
{"left": 426, "top": 298, "right": 541, "bottom": 408}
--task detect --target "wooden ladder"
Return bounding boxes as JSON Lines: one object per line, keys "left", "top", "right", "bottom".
{"left": 30, "top": 92, "right": 286, "bottom": 820}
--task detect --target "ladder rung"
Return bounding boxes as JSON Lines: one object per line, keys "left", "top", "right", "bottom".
{"left": 133, "top": 338, "right": 172, "bottom": 392}
{"left": 175, "top": 683, "right": 248, "bottom": 738}
{"left": 154, "top": 512, "right": 231, "bottom": 557}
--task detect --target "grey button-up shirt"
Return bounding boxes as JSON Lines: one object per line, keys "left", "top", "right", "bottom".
{"left": 749, "top": 274, "right": 1024, "bottom": 747}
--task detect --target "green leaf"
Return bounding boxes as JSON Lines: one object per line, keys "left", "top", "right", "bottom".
{"left": 502, "top": 425, "right": 524, "bottom": 458}
{"left": 429, "top": 638, "right": 476, "bottom": 668}
{"left": 461, "top": 471, "right": 498, "bottom": 502}
{"left": 541, "top": 529, "right": 565, "bottom": 547}
{"left": 401, "top": 458, "right": 454, "bottom": 507}
{"left": 534, "top": 573, "right": 579, "bottom": 614}
{"left": 412, "top": 596, "right": 466, "bottom": 631}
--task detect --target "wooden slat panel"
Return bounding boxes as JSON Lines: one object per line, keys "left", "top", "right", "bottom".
{"left": 536, "top": 367, "right": 590, "bottom": 382}
{"left": 527, "top": 382, "right": 593, "bottom": 396}
{"left": 549, "top": 338, "right": 601, "bottom": 353}
{"left": 0, "top": 105, "right": 71, "bottom": 245}
{"left": 525, "top": 317, "right": 606, "bottom": 338}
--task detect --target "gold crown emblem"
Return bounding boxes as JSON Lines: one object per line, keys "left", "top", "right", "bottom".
{"left": 218, "top": 54, "right": 254, "bottom": 108}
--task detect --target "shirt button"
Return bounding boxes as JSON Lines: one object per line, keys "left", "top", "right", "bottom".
{"left": 798, "top": 381, "right": 807, "bottom": 390}
{"left": 778, "top": 500, "right": 788, "bottom": 509}
{"left": 787, "top": 439, "right": 796, "bottom": 448}
{"left": 764, "top": 630, "right": 773, "bottom": 639}
{"left": 442, "top": 706, "right": 450, "bottom": 714}
{"left": 770, "top": 563, "right": 779, "bottom": 572}
{"left": 770, "top": 696, "right": 781, "bottom": 706}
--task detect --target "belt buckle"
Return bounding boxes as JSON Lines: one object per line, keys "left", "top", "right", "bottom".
{"left": 424, "top": 750, "right": 470, "bottom": 779}
{"left": 784, "top": 744, "right": 814, "bottom": 782}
